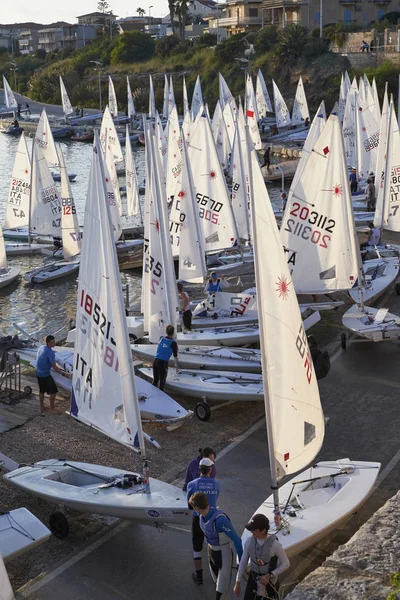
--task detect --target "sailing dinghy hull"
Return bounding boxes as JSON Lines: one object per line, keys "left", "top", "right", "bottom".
{"left": 5, "top": 243, "right": 55, "bottom": 256}
{"left": 131, "top": 344, "right": 262, "bottom": 373}
{"left": 0, "top": 266, "right": 20, "bottom": 289}
{"left": 342, "top": 304, "right": 400, "bottom": 342}
{"left": 4, "top": 461, "right": 192, "bottom": 526}
{"left": 138, "top": 367, "right": 264, "bottom": 401}
{"left": 349, "top": 257, "right": 399, "bottom": 304}
{"left": 0, "top": 508, "right": 51, "bottom": 562}
{"left": 242, "top": 460, "right": 380, "bottom": 559}
{"left": 24, "top": 260, "right": 80, "bottom": 283}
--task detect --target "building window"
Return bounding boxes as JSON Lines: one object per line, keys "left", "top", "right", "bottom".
{"left": 249, "top": 7, "right": 258, "bottom": 17}
{"left": 343, "top": 9, "right": 352, "bottom": 23}
{"left": 377, "top": 9, "right": 385, "bottom": 19}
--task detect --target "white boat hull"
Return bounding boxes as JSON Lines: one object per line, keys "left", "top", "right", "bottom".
{"left": 16, "top": 347, "right": 192, "bottom": 425}
{"left": 5, "top": 243, "right": 55, "bottom": 256}
{"left": 242, "top": 459, "right": 380, "bottom": 559}
{"left": 66, "top": 315, "right": 144, "bottom": 344}
{"left": 342, "top": 304, "right": 400, "bottom": 342}
{"left": 176, "top": 325, "right": 260, "bottom": 347}
{"left": 0, "top": 508, "right": 51, "bottom": 562}
{"left": 4, "top": 460, "right": 192, "bottom": 526}
{"left": 0, "top": 266, "right": 20, "bottom": 289}
{"left": 24, "top": 260, "right": 80, "bottom": 283}
{"left": 131, "top": 344, "right": 262, "bottom": 373}
{"left": 349, "top": 257, "right": 399, "bottom": 304}
{"left": 138, "top": 367, "right": 264, "bottom": 401}
{"left": 0, "top": 555, "right": 13, "bottom": 600}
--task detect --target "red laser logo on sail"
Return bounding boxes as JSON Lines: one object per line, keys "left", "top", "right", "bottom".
{"left": 275, "top": 275, "right": 291, "bottom": 300}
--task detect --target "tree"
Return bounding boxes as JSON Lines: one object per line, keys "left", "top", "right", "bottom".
{"left": 194, "top": 32, "right": 217, "bottom": 47}
{"left": 255, "top": 25, "right": 278, "bottom": 54}
{"left": 137, "top": 7, "right": 146, "bottom": 17}
{"left": 155, "top": 35, "right": 180, "bottom": 57}
{"left": 276, "top": 24, "right": 308, "bottom": 60}
{"left": 110, "top": 31, "right": 155, "bottom": 63}
{"left": 97, "top": 1, "right": 110, "bottom": 12}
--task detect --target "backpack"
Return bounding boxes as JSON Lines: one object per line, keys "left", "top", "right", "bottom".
{"left": 313, "top": 350, "right": 331, "bottom": 380}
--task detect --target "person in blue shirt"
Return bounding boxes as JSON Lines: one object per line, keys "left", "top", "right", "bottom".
{"left": 152, "top": 325, "right": 178, "bottom": 391}
{"left": 187, "top": 457, "right": 220, "bottom": 586}
{"left": 349, "top": 168, "right": 358, "bottom": 194}
{"left": 189, "top": 491, "right": 243, "bottom": 600}
{"left": 36, "top": 335, "right": 70, "bottom": 414}
{"left": 204, "top": 272, "right": 229, "bottom": 293}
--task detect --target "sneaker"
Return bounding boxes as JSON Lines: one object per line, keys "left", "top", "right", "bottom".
{"left": 192, "top": 571, "right": 203, "bottom": 585}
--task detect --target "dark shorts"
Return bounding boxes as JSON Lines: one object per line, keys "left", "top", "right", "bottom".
{"left": 192, "top": 515, "right": 204, "bottom": 552}
{"left": 37, "top": 375, "right": 58, "bottom": 395}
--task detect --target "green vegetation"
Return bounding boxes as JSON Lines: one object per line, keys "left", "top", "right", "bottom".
{"left": 386, "top": 572, "right": 400, "bottom": 600}
{"left": 0, "top": 23, "right": 398, "bottom": 115}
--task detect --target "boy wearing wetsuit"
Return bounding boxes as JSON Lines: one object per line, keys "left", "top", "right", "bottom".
{"left": 152, "top": 325, "right": 178, "bottom": 391}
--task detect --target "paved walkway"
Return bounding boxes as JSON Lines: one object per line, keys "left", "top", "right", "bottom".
{"left": 14, "top": 285, "right": 400, "bottom": 598}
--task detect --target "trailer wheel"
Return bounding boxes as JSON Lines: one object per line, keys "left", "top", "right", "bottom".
{"left": 341, "top": 333, "right": 347, "bottom": 350}
{"left": 195, "top": 402, "right": 211, "bottom": 422}
{"left": 24, "top": 386, "right": 32, "bottom": 395}
{"left": 49, "top": 511, "right": 69, "bottom": 539}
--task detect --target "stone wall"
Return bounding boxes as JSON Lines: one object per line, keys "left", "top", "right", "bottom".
{"left": 286, "top": 490, "right": 400, "bottom": 600}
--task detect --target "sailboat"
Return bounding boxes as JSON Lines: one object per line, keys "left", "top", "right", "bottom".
{"left": 108, "top": 76, "right": 118, "bottom": 118}
{"left": 1, "top": 76, "right": 18, "bottom": 114}
{"left": 3, "top": 134, "right": 192, "bottom": 528}
{"left": 241, "top": 123, "right": 380, "bottom": 559}
{"left": 342, "top": 100, "right": 400, "bottom": 344}
{"left": 24, "top": 147, "right": 80, "bottom": 283}
{"left": 59, "top": 75, "right": 74, "bottom": 120}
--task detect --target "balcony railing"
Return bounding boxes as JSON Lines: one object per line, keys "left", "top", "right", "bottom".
{"left": 262, "top": 0, "right": 308, "bottom": 7}
{"left": 217, "top": 15, "right": 262, "bottom": 26}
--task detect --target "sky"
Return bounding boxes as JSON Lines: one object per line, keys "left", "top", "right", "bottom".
{"left": 0, "top": 0, "right": 169, "bottom": 25}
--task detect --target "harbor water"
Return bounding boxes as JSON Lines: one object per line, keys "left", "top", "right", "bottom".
{"left": 0, "top": 127, "right": 282, "bottom": 340}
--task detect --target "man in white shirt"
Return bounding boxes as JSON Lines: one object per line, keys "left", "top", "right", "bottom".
{"left": 234, "top": 514, "right": 290, "bottom": 599}
{"left": 361, "top": 222, "right": 381, "bottom": 253}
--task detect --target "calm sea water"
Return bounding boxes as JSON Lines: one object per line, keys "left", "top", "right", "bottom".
{"left": 0, "top": 127, "right": 282, "bottom": 341}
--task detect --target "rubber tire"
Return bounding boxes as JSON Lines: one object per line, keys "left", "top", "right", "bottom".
{"left": 4, "top": 397, "right": 12, "bottom": 405}
{"left": 49, "top": 511, "right": 69, "bottom": 539}
{"left": 341, "top": 333, "right": 347, "bottom": 350}
{"left": 195, "top": 402, "right": 211, "bottom": 421}
{"left": 24, "top": 385, "right": 32, "bottom": 395}
{"left": 129, "top": 334, "right": 137, "bottom": 342}
{"left": 396, "top": 283, "right": 400, "bottom": 296}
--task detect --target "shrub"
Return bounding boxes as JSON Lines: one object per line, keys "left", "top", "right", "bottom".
{"left": 110, "top": 31, "right": 155, "bottom": 64}
{"left": 255, "top": 25, "right": 278, "bottom": 54}
{"left": 155, "top": 35, "right": 180, "bottom": 57}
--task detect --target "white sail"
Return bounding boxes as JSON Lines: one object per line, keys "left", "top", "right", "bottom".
{"left": 290, "top": 100, "right": 326, "bottom": 193}
{"left": 127, "top": 76, "right": 135, "bottom": 119}
{"left": 148, "top": 75, "right": 156, "bottom": 120}
{"left": 125, "top": 125, "right": 141, "bottom": 219}
{"left": 142, "top": 121, "right": 178, "bottom": 343}
{"left": 59, "top": 147, "right": 81, "bottom": 260}
{"left": 162, "top": 74, "right": 169, "bottom": 118}
{"left": 30, "top": 144, "right": 62, "bottom": 237}
{"left": 100, "top": 106, "right": 124, "bottom": 164}
{"left": 256, "top": 69, "right": 273, "bottom": 118}
{"left": 108, "top": 76, "right": 118, "bottom": 118}
{"left": 291, "top": 76, "right": 310, "bottom": 125}
{"left": 342, "top": 86, "right": 357, "bottom": 167}
{"left": 281, "top": 115, "right": 359, "bottom": 294}
{"left": 166, "top": 107, "right": 184, "bottom": 256}
{"left": 181, "top": 110, "right": 192, "bottom": 144}
{"left": 231, "top": 123, "right": 250, "bottom": 241}
{"left": 168, "top": 76, "right": 176, "bottom": 115}
{"left": 155, "top": 110, "right": 168, "bottom": 175}
{"left": 272, "top": 80, "right": 291, "bottom": 128}
{"left": 2, "top": 75, "right": 17, "bottom": 109}
{"left": 59, "top": 76, "right": 74, "bottom": 118}
{"left": 355, "top": 94, "right": 380, "bottom": 179}
{"left": 250, "top": 144, "right": 324, "bottom": 478}
{"left": 245, "top": 73, "right": 259, "bottom": 123}
{"left": 191, "top": 75, "right": 203, "bottom": 121}
{"left": 103, "top": 133, "right": 123, "bottom": 234}
{"left": 34, "top": 109, "right": 59, "bottom": 167}
{"left": 374, "top": 102, "right": 400, "bottom": 232}
{"left": 374, "top": 85, "right": 389, "bottom": 203}
{"left": 222, "top": 102, "right": 236, "bottom": 146}
{"left": 219, "top": 73, "right": 236, "bottom": 114}
{"left": 212, "top": 101, "right": 231, "bottom": 170}
{"left": 178, "top": 137, "right": 207, "bottom": 283}
{"left": 245, "top": 75, "right": 262, "bottom": 150}
{"left": 338, "top": 74, "right": 346, "bottom": 124}
{"left": 71, "top": 133, "right": 143, "bottom": 450}
{"left": 5, "top": 134, "right": 31, "bottom": 230}
{"left": 188, "top": 113, "right": 238, "bottom": 252}
{"left": 183, "top": 76, "right": 189, "bottom": 117}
